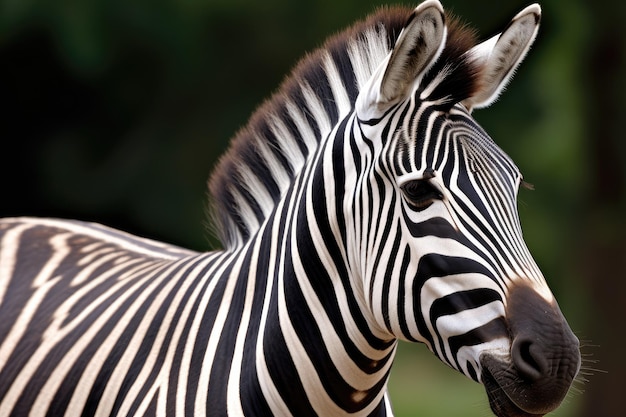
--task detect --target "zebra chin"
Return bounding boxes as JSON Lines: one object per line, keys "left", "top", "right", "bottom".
{"left": 478, "top": 283, "right": 581, "bottom": 417}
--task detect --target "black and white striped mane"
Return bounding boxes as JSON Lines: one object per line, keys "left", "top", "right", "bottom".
{"left": 208, "top": 6, "right": 480, "bottom": 249}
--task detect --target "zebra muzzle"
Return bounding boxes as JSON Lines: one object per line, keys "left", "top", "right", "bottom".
{"left": 480, "top": 283, "right": 581, "bottom": 417}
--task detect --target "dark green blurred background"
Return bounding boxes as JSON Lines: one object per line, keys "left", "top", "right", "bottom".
{"left": 1, "top": 0, "right": 624, "bottom": 415}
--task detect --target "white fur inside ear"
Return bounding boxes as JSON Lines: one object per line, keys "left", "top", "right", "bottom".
{"left": 465, "top": 34, "right": 498, "bottom": 69}
{"left": 378, "top": 0, "right": 447, "bottom": 104}
{"left": 463, "top": 4, "right": 541, "bottom": 110}
{"left": 356, "top": 1, "right": 448, "bottom": 119}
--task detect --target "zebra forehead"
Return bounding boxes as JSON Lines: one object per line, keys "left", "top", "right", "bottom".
{"left": 208, "top": 6, "right": 482, "bottom": 249}
{"left": 393, "top": 107, "right": 520, "bottom": 184}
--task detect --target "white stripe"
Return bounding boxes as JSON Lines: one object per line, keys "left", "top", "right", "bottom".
{"left": 194, "top": 248, "right": 248, "bottom": 416}
{"left": 269, "top": 113, "right": 306, "bottom": 173}
{"left": 0, "top": 232, "right": 69, "bottom": 371}
{"left": 255, "top": 197, "right": 291, "bottom": 416}
{"left": 286, "top": 101, "right": 318, "bottom": 154}
{"left": 0, "top": 222, "right": 31, "bottom": 305}
{"left": 176, "top": 251, "right": 239, "bottom": 416}
{"left": 226, "top": 244, "right": 260, "bottom": 415}
{"left": 323, "top": 52, "right": 352, "bottom": 117}
{"left": 301, "top": 81, "right": 332, "bottom": 138}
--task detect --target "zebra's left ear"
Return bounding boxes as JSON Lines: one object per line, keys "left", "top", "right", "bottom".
{"left": 462, "top": 4, "right": 541, "bottom": 111}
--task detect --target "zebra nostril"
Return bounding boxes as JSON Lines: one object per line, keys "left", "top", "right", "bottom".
{"left": 511, "top": 335, "right": 548, "bottom": 382}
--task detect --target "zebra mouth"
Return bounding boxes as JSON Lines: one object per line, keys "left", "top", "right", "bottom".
{"left": 481, "top": 364, "right": 545, "bottom": 417}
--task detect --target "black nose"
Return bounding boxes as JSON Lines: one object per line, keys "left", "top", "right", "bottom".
{"left": 511, "top": 332, "right": 550, "bottom": 381}
{"left": 504, "top": 282, "right": 581, "bottom": 413}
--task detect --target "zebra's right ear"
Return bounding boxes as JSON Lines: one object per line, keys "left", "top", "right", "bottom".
{"left": 357, "top": 0, "right": 447, "bottom": 116}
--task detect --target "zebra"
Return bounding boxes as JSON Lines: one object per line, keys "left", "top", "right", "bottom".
{"left": 0, "top": 1, "right": 581, "bottom": 416}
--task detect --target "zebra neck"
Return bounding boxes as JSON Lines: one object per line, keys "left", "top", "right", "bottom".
{"left": 233, "top": 174, "right": 397, "bottom": 415}
{"left": 255, "top": 274, "right": 398, "bottom": 415}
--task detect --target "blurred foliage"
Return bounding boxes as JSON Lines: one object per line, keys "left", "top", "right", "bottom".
{"left": 1, "top": 0, "right": 624, "bottom": 416}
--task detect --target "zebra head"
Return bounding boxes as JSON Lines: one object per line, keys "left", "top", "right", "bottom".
{"left": 353, "top": 1, "right": 580, "bottom": 415}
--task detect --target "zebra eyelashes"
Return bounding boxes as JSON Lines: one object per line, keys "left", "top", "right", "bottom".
{"left": 400, "top": 173, "right": 444, "bottom": 211}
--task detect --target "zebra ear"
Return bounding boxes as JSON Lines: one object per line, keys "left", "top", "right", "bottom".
{"left": 357, "top": 0, "right": 446, "bottom": 115}
{"left": 378, "top": 0, "right": 447, "bottom": 104}
{"left": 463, "top": 4, "right": 541, "bottom": 111}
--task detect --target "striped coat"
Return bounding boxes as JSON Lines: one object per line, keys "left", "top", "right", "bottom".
{"left": 0, "top": 2, "right": 580, "bottom": 416}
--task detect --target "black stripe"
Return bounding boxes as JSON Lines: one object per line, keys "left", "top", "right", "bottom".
{"left": 239, "top": 231, "right": 274, "bottom": 416}
{"left": 263, "top": 274, "right": 317, "bottom": 417}
{"left": 447, "top": 317, "right": 508, "bottom": 373}
{"left": 430, "top": 288, "right": 502, "bottom": 365}
{"left": 305, "top": 167, "right": 392, "bottom": 351}
{"left": 381, "top": 223, "right": 403, "bottom": 333}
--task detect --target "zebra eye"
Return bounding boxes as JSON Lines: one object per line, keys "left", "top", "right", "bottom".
{"left": 401, "top": 180, "right": 443, "bottom": 211}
